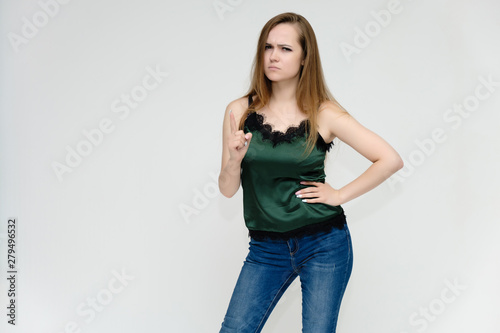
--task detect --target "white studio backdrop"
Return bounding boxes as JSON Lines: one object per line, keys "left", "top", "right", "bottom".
{"left": 1, "top": 0, "right": 499, "bottom": 332}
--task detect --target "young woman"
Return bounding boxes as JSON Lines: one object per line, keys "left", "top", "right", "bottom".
{"left": 218, "top": 12, "right": 403, "bottom": 332}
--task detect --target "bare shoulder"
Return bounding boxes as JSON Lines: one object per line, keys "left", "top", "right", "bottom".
{"left": 225, "top": 96, "right": 250, "bottom": 123}
{"left": 318, "top": 100, "right": 352, "bottom": 140}
{"left": 318, "top": 100, "right": 350, "bottom": 122}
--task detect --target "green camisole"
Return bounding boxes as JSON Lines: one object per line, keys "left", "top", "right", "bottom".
{"left": 241, "top": 96, "right": 346, "bottom": 240}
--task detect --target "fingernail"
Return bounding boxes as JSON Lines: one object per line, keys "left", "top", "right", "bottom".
{"left": 296, "top": 194, "right": 302, "bottom": 198}
{"left": 302, "top": 199, "right": 307, "bottom": 203}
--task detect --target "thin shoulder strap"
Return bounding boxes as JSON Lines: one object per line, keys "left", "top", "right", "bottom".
{"left": 248, "top": 95, "right": 253, "bottom": 107}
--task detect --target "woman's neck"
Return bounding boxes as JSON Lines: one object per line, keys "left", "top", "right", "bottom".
{"left": 269, "top": 79, "right": 301, "bottom": 117}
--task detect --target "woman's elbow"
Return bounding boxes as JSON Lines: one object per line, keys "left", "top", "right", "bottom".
{"left": 218, "top": 182, "right": 232, "bottom": 198}
{"left": 220, "top": 188, "right": 235, "bottom": 198}
{"left": 379, "top": 153, "right": 404, "bottom": 176}
{"left": 218, "top": 176, "right": 237, "bottom": 198}
{"left": 391, "top": 154, "right": 404, "bottom": 173}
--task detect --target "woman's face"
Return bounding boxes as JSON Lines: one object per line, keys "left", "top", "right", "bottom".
{"left": 263, "top": 23, "right": 304, "bottom": 83}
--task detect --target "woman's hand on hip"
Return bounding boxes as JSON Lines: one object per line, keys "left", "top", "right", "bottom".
{"left": 295, "top": 181, "right": 343, "bottom": 206}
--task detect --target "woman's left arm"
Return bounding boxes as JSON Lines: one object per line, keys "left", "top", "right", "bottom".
{"left": 296, "top": 102, "right": 404, "bottom": 206}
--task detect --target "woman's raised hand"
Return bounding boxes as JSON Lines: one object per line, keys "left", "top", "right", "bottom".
{"left": 228, "top": 110, "right": 252, "bottom": 162}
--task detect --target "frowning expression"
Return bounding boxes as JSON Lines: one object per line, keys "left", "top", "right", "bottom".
{"left": 263, "top": 23, "right": 304, "bottom": 83}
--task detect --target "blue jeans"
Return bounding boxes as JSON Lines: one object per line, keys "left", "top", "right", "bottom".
{"left": 219, "top": 222, "right": 353, "bottom": 333}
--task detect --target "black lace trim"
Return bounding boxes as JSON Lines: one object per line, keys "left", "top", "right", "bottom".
{"left": 245, "top": 112, "right": 333, "bottom": 152}
{"left": 248, "top": 213, "right": 346, "bottom": 241}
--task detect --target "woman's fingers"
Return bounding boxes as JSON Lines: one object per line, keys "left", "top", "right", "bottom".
{"left": 295, "top": 182, "right": 340, "bottom": 206}
{"left": 229, "top": 109, "right": 252, "bottom": 148}
{"left": 296, "top": 182, "right": 319, "bottom": 198}
{"left": 244, "top": 132, "right": 252, "bottom": 147}
{"left": 235, "top": 132, "right": 245, "bottom": 148}
{"left": 298, "top": 189, "right": 319, "bottom": 198}
{"left": 298, "top": 182, "right": 319, "bottom": 192}
{"left": 229, "top": 109, "right": 241, "bottom": 135}
{"left": 232, "top": 131, "right": 252, "bottom": 149}
{"left": 227, "top": 109, "right": 252, "bottom": 161}
{"left": 302, "top": 197, "right": 320, "bottom": 203}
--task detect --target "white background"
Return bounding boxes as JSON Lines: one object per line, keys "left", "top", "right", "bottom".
{"left": 1, "top": 0, "right": 499, "bottom": 332}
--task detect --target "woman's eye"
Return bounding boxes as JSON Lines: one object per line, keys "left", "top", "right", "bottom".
{"left": 283, "top": 47, "right": 291, "bottom": 51}
{"left": 265, "top": 45, "right": 272, "bottom": 50}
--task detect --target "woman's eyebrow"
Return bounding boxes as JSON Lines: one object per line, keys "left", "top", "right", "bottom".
{"left": 265, "top": 42, "right": 293, "bottom": 48}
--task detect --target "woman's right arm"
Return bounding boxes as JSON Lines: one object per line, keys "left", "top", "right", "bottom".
{"left": 219, "top": 100, "right": 253, "bottom": 198}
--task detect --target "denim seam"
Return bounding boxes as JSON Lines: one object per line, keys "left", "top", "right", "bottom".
{"left": 255, "top": 271, "right": 297, "bottom": 332}
{"left": 288, "top": 238, "right": 300, "bottom": 273}
{"left": 287, "top": 238, "right": 299, "bottom": 255}
{"left": 331, "top": 227, "right": 352, "bottom": 326}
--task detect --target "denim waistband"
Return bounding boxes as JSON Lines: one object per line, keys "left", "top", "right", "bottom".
{"left": 247, "top": 213, "right": 347, "bottom": 241}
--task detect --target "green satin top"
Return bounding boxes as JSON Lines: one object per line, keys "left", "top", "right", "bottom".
{"left": 240, "top": 104, "right": 345, "bottom": 239}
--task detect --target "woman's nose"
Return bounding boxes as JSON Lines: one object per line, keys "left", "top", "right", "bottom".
{"left": 270, "top": 48, "right": 279, "bottom": 62}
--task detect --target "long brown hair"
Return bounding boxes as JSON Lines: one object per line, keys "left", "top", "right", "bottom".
{"left": 238, "top": 12, "right": 347, "bottom": 158}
